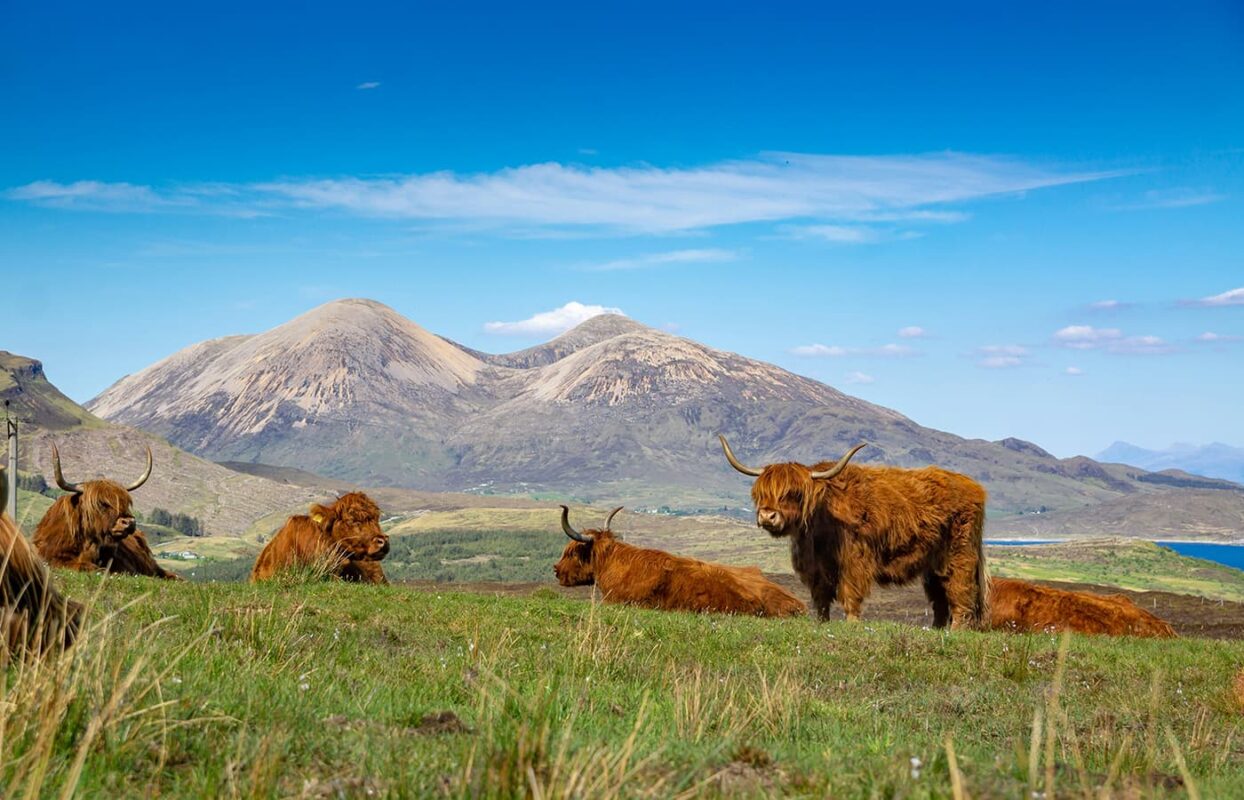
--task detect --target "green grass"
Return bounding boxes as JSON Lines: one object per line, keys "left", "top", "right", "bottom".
{"left": 4, "top": 571, "right": 1243, "bottom": 798}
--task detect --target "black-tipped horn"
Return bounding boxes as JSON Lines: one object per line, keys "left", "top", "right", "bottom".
{"left": 604, "top": 506, "right": 623, "bottom": 531}
{"left": 719, "top": 435, "right": 763, "bottom": 477}
{"left": 560, "top": 505, "right": 593, "bottom": 544}
{"left": 125, "top": 445, "right": 153, "bottom": 492}
{"left": 51, "top": 445, "right": 83, "bottom": 494}
{"left": 808, "top": 443, "right": 868, "bottom": 480}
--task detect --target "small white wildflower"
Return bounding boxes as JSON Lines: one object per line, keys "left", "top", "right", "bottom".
{"left": 298, "top": 673, "right": 311, "bottom": 691}
{"left": 170, "top": 675, "right": 182, "bottom": 685}
{"left": 910, "top": 756, "right": 922, "bottom": 779}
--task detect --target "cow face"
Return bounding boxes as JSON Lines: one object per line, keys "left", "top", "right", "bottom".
{"left": 750, "top": 464, "right": 813, "bottom": 537}
{"left": 553, "top": 505, "right": 622, "bottom": 586}
{"left": 77, "top": 481, "right": 140, "bottom": 542}
{"left": 719, "top": 436, "right": 867, "bottom": 537}
{"left": 554, "top": 539, "right": 596, "bottom": 586}
{"left": 315, "top": 492, "right": 389, "bottom": 561}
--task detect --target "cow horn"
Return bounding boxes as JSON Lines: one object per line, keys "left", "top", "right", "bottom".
{"left": 809, "top": 443, "right": 868, "bottom": 480}
{"left": 604, "top": 506, "right": 623, "bottom": 531}
{"left": 719, "top": 435, "right": 763, "bottom": 477}
{"left": 51, "top": 445, "right": 83, "bottom": 494}
{"left": 560, "top": 505, "right": 593, "bottom": 544}
{"left": 125, "top": 445, "right": 154, "bottom": 492}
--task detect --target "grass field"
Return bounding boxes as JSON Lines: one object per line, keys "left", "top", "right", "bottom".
{"left": 4, "top": 570, "right": 1243, "bottom": 798}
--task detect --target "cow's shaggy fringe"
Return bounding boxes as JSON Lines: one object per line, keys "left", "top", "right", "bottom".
{"left": 0, "top": 588, "right": 219, "bottom": 797}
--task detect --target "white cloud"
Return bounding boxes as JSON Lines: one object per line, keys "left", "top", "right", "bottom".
{"left": 1185, "top": 287, "right": 1244, "bottom": 308}
{"left": 1065, "top": 366, "right": 1085, "bottom": 376}
{"left": 583, "top": 248, "right": 737, "bottom": 271}
{"left": 897, "top": 326, "right": 927, "bottom": 339}
{"left": 790, "top": 342, "right": 917, "bottom": 358}
{"left": 1108, "top": 187, "right": 1226, "bottom": 211}
{"left": 844, "top": 371, "right": 875, "bottom": 385}
{"left": 1088, "top": 299, "right": 1131, "bottom": 311}
{"left": 484, "top": 301, "right": 625, "bottom": 336}
{"left": 785, "top": 224, "right": 883, "bottom": 244}
{"left": 356, "top": 81, "right": 381, "bottom": 90}
{"left": 1196, "top": 331, "right": 1243, "bottom": 343}
{"left": 976, "top": 344, "right": 1030, "bottom": 369}
{"left": 8, "top": 151, "right": 1119, "bottom": 234}
{"left": 1052, "top": 325, "right": 1174, "bottom": 354}
{"left": 1053, "top": 325, "right": 1122, "bottom": 349}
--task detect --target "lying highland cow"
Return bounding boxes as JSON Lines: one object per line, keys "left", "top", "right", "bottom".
{"left": 251, "top": 492, "right": 390, "bottom": 583}
{"left": 33, "top": 445, "right": 181, "bottom": 580}
{"left": 554, "top": 505, "right": 807, "bottom": 618}
{"left": 720, "top": 436, "right": 990, "bottom": 629}
{"left": 1, "top": 465, "right": 83, "bottom": 655}
{"left": 989, "top": 577, "right": 1176, "bottom": 638}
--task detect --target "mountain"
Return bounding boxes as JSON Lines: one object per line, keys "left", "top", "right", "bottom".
{"left": 86, "top": 299, "right": 1244, "bottom": 536}
{"left": 1, "top": 350, "right": 314, "bottom": 537}
{"left": 1098, "top": 441, "right": 1244, "bottom": 485}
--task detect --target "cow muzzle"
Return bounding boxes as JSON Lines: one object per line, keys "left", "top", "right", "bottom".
{"left": 757, "top": 509, "right": 786, "bottom": 536}
{"left": 111, "top": 516, "right": 137, "bottom": 539}
{"left": 368, "top": 535, "right": 390, "bottom": 560}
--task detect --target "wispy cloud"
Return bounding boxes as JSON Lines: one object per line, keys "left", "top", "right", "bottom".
{"left": 1052, "top": 325, "right": 1175, "bottom": 354}
{"left": 790, "top": 342, "right": 917, "bottom": 358}
{"left": 783, "top": 224, "right": 885, "bottom": 244}
{"left": 1196, "top": 331, "right": 1243, "bottom": 343}
{"left": 1182, "top": 287, "right": 1244, "bottom": 308}
{"left": 1107, "top": 187, "right": 1226, "bottom": 211}
{"left": 6, "top": 151, "right": 1119, "bottom": 234}
{"left": 844, "top": 371, "right": 875, "bottom": 385}
{"left": 1065, "top": 366, "right": 1085, "bottom": 376}
{"left": 356, "top": 81, "right": 381, "bottom": 90}
{"left": 897, "top": 326, "right": 928, "bottom": 339}
{"left": 484, "top": 301, "right": 624, "bottom": 336}
{"left": 976, "top": 344, "right": 1030, "bottom": 369}
{"left": 1087, "top": 299, "right": 1132, "bottom": 312}
{"left": 582, "top": 248, "right": 737, "bottom": 271}
{"left": 3, "top": 179, "right": 265, "bottom": 217}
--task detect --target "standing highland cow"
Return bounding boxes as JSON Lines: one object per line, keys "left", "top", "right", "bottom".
{"left": 33, "top": 445, "right": 181, "bottom": 580}
{"left": 719, "top": 436, "right": 989, "bottom": 629}
{"left": 1, "top": 464, "right": 83, "bottom": 655}
{"left": 555, "top": 505, "right": 807, "bottom": 618}
{"left": 251, "top": 492, "right": 390, "bottom": 583}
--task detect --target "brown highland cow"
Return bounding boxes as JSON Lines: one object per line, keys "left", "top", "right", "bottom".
{"left": 989, "top": 577, "right": 1176, "bottom": 638}
{"left": 720, "top": 436, "right": 989, "bottom": 629}
{"left": 251, "top": 492, "right": 390, "bottom": 583}
{"left": 33, "top": 445, "right": 181, "bottom": 580}
{"left": 554, "top": 505, "right": 807, "bottom": 618}
{"left": 1, "top": 464, "right": 83, "bottom": 655}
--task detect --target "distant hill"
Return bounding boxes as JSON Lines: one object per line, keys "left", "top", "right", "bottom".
{"left": 84, "top": 299, "right": 1244, "bottom": 537}
{"left": 1098, "top": 441, "right": 1244, "bottom": 485}
{"left": 1, "top": 350, "right": 314, "bottom": 538}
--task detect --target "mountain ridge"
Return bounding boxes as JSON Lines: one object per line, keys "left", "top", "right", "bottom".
{"left": 83, "top": 299, "right": 1244, "bottom": 535}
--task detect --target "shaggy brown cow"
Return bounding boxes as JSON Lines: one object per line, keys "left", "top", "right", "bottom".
{"left": 251, "top": 492, "right": 390, "bottom": 583}
{"left": 33, "top": 445, "right": 181, "bottom": 580}
{"left": 1, "top": 465, "right": 83, "bottom": 655}
{"left": 989, "top": 577, "right": 1176, "bottom": 638}
{"left": 720, "top": 436, "right": 990, "bottom": 629}
{"left": 554, "top": 506, "right": 807, "bottom": 618}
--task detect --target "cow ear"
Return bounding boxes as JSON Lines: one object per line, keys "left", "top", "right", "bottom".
{"left": 310, "top": 503, "right": 336, "bottom": 530}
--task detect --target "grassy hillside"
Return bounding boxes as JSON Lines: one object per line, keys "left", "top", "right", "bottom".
{"left": 4, "top": 573, "right": 1243, "bottom": 798}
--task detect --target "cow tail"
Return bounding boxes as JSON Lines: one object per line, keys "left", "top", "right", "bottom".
{"left": 974, "top": 509, "right": 991, "bottom": 631}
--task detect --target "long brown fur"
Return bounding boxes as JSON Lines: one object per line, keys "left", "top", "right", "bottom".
{"left": 251, "top": 492, "right": 389, "bottom": 583}
{"left": 33, "top": 480, "right": 181, "bottom": 579}
{"left": 989, "top": 577, "right": 1176, "bottom": 638}
{"left": 739, "top": 456, "right": 990, "bottom": 629}
{"left": 553, "top": 511, "right": 807, "bottom": 618}
{"left": 1, "top": 504, "right": 83, "bottom": 655}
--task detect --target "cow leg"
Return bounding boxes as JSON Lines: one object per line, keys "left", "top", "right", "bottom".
{"left": 923, "top": 571, "right": 951, "bottom": 628}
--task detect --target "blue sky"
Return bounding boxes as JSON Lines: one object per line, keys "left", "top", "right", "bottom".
{"left": 2, "top": 1, "right": 1241, "bottom": 458}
